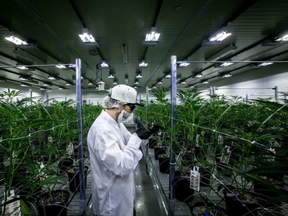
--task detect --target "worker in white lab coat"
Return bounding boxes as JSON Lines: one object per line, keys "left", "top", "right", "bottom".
{"left": 88, "top": 85, "right": 154, "bottom": 216}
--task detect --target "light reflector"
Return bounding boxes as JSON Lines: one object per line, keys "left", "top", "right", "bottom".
{"left": 136, "top": 74, "right": 143, "bottom": 79}
{"left": 88, "top": 82, "right": 94, "bottom": 86}
{"left": 48, "top": 76, "right": 56, "bottom": 80}
{"left": 5, "top": 36, "right": 28, "bottom": 45}
{"left": 221, "top": 73, "right": 232, "bottom": 78}
{"left": 108, "top": 74, "right": 115, "bottom": 79}
{"left": 165, "top": 74, "right": 171, "bottom": 79}
{"left": 157, "top": 81, "right": 163, "bottom": 85}
{"left": 195, "top": 73, "right": 203, "bottom": 78}
{"left": 66, "top": 83, "right": 71, "bottom": 86}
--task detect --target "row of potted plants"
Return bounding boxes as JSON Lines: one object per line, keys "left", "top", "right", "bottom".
{"left": 135, "top": 88, "right": 288, "bottom": 216}
{"left": 0, "top": 89, "right": 102, "bottom": 215}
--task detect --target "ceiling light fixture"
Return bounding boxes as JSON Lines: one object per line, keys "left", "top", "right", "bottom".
{"left": 258, "top": 62, "right": 273, "bottom": 67}
{"left": 43, "top": 83, "right": 51, "bottom": 87}
{"left": 179, "top": 62, "right": 190, "bottom": 67}
{"left": 195, "top": 73, "right": 203, "bottom": 78}
{"left": 56, "top": 64, "right": 66, "bottom": 69}
{"left": 221, "top": 73, "right": 232, "bottom": 78}
{"left": 101, "top": 61, "right": 109, "bottom": 68}
{"left": 108, "top": 73, "right": 115, "bottom": 79}
{"left": 48, "top": 76, "right": 56, "bottom": 80}
{"left": 165, "top": 74, "right": 171, "bottom": 79}
{"left": 66, "top": 82, "right": 71, "bottom": 86}
{"left": 139, "top": 60, "right": 148, "bottom": 68}
{"left": 189, "top": 85, "right": 194, "bottom": 89}
{"left": 79, "top": 28, "right": 95, "bottom": 43}
{"left": 181, "top": 81, "right": 187, "bottom": 85}
{"left": 19, "top": 76, "right": 29, "bottom": 81}
{"left": 145, "top": 27, "right": 160, "bottom": 42}
{"left": 88, "top": 82, "right": 94, "bottom": 86}
{"left": 275, "top": 34, "right": 288, "bottom": 42}
{"left": 209, "top": 31, "right": 232, "bottom": 42}
{"left": 59, "top": 87, "right": 63, "bottom": 90}
{"left": 20, "top": 83, "right": 29, "bottom": 87}
{"left": 40, "top": 87, "right": 46, "bottom": 90}
{"left": 201, "top": 80, "right": 209, "bottom": 84}
{"left": 134, "top": 86, "right": 138, "bottom": 89}
{"left": 134, "top": 80, "right": 140, "bottom": 85}
{"left": 5, "top": 36, "right": 28, "bottom": 45}
{"left": 136, "top": 73, "right": 143, "bottom": 79}
{"left": 152, "top": 86, "right": 157, "bottom": 89}
{"left": 157, "top": 81, "right": 163, "bottom": 85}
{"left": 220, "top": 62, "right": 233, "bottom": 67}
{"left": 17, "top": 65, "right": 29, "bottom": 70}
{"left": 113, "top": 80, "right": 118, "bottom": 85}
{"left": 120, "top": 44, "right": 129, "bottom": 64}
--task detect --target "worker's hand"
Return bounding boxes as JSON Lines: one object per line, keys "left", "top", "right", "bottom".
{"left": 135, "top": 127, "right": 152, "bottom": 139}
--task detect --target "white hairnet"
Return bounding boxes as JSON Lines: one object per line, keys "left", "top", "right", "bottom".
{"left": 102, "top": 96, "right": 125, "bottom": 109}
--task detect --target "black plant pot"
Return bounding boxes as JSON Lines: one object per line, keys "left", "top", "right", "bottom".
{"left": 37, "top": 190, "right": 70, "bottom": 216}
{"left": 174, "top": 177, "right": 194, "bottom": 202}
{"left": 159, "top": 157, "right": 170, "bottom": 174}
{"left": 58, "top": 158, "right": 74, "bottom": 173}
{"left": 224, "top": 189, "right": 259, "bottom": 216}
{"left": 154, "top": 147, "right": 165, "bottom": 160}
{"left": 66, "top": 166, "right": 88, "bottom": 192}
{"left": 148, "top": 139, "right": 157, "bottom": 149}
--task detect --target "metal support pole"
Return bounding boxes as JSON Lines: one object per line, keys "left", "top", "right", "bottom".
{"left": 209, "top": 86, "right": 214, "bottom": 96}
{"left": 169, "top": 56, "right": 177, "bottom": 216}
{"left": 274, "top": 86, "right": 278, "bottom": 101}
{"left": 45, "top": 89, "right": 49, "bottom": 107}
{"left": 65, "top": 96, "right": 67, "bottom": 101}
{"left": 76, "top": 58, "right": 86, "bottom": 215}
{"left": 145, "top": 87, "right": 149, "bottom": 175}
{"left": 29, "top": 89, "right": 32, "bottom": 107}
{"left": 246, "top": 94, "right": 249, "bottom": 103}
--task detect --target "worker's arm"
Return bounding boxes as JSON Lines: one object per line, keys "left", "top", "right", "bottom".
{"left": 94, "top": 127, "right": 142, "bottom": 177}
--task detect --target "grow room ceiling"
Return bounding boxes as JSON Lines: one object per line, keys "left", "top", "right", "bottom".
{"left": 0, "top": 0, "right": 288, "bottom": 92}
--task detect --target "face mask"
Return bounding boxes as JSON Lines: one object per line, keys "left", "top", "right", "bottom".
{"left": 118, "top": 109, "right": 134, "bottom": 123}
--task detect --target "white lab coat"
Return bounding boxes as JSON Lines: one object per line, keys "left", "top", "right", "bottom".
{"left": 87, "top": 110, "right": 143, "bottom": 216}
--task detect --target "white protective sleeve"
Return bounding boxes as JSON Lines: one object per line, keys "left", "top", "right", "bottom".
{"left": 95, "top": 128, "right": 143, "bottom": 177}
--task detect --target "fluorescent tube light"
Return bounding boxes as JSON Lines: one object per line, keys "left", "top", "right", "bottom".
{"left": 258, "top": 62, "right": 273, "bottom": 67}
{"left": 221, "top": 62, "right": 233, "bottom": 67}
{"left": 17, "top": 65, "right": 28, "bottom": 70}
{"left": 56, "top": 64, "right": 66, "bottom": 69}
{"left": 145, "top": 28, "right": 160, "bottom": 42}
{"left": 209, "top": 31, "right": 232, "bottom": 42}
{"left": 179, "top": 62, "right": 190, "bottom": 67}
{"left": 79, "top": 32, "right": 95, "bottom": 43}
{"left": 139, "top": 60, "right": 148, "bottom": 68}
{"left": 5, "top": 36, "right": 28, "bottom": 45}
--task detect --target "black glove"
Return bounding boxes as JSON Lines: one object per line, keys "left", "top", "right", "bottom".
{"left": 135, "top": 127, "right": 152, "bottom": 139}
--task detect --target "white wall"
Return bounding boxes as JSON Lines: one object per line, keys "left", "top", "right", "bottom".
{"left": 0, "top": 82, "right": 43, "bottom": 102}
{"left": 205, "top": 64, "right": 288, "bottom": 101}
